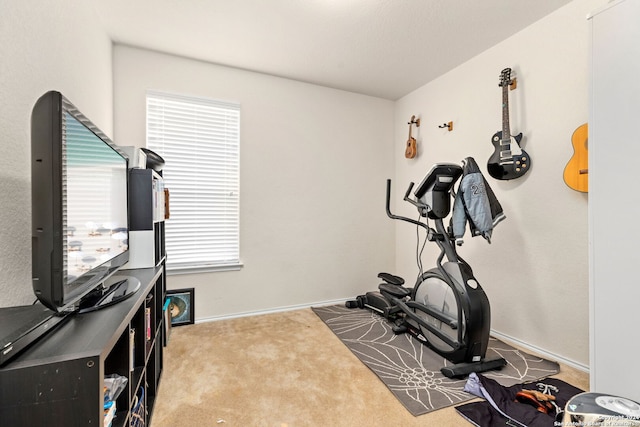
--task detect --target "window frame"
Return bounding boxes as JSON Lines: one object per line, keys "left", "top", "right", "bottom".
{"left": 146, "top": 90, "right": 242, "bottom": 274}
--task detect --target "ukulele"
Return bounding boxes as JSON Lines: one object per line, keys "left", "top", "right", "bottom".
{"left": 487, "top": 68, "right": 531, "bottom": 180}
{"left": 563, "top": 123, "right": 588, "bottom": 192}
{"left": 405, "top": 115, "right": 419, "bottom": 159}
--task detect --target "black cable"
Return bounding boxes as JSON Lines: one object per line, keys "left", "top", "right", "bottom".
{"left": 415, "top": 216, "right": 422, "bottom": 279}
{"left": 415, "top": 213, "right": 429, "bottom": 285}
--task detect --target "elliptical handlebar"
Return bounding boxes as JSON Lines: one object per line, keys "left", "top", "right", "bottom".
{"left": 385, "top": 179, "right": 429, "bottom": 230}
{"left": 385, "top": 178, "right": 457, "bottom": 253}
{"left": 403, "top": 181, "right": 415, "bottom": 201}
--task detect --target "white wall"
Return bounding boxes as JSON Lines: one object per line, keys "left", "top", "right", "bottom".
{"left": 0, "top": 0, "right": 113, "bottom": 307}
{"left": 112, "top": 46, "right": 395, "bottom": 320}
{"left": 394, "top": 0, "right": 607, "bottom": 368}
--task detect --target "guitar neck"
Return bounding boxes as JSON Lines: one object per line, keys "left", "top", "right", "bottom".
{"left": 502, "top": 85, "right": 511, "bottom": 141}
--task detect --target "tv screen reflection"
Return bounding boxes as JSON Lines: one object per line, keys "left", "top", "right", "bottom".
{"left": 64, "top": 112, "right": 128, "bottom": 285}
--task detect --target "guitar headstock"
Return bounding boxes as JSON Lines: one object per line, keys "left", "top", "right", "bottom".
{"left": 499, "top": 68, "right": 512, "bottom": 88}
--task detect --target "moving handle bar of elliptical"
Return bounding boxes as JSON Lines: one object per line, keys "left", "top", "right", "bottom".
{"left": 385, "top": 179, "right": 445, "bottom": 241}
{"left": 391, "top": 297, "right": 462, "bottom": 349}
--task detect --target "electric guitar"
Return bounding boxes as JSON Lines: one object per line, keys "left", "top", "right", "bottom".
{"left": 563, "top": 123, "right": 588, "bottom": 192}
{"left": 405, "top": 115, "right": 418, "bottom": 159}
{"left": 487, "top": 68, "right": 531, "bottom": 180}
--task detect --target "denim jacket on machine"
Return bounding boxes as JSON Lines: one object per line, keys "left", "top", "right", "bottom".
{"left": 452, "top": 157, "right": 506, "bottom": 245}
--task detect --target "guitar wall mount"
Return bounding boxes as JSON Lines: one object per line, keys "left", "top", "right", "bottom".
{"left": 438, "top": 121, "right": 454, "bottom": 131}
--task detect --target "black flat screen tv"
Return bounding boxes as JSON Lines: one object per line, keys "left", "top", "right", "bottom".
{"left": 31, "top": 91, "right": 138, "bottom": 313}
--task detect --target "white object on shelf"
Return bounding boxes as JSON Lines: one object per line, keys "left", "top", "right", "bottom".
{"left": 122, "top": 230, "right": 155, "bottom": 269}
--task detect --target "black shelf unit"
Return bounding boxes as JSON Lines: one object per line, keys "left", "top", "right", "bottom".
{"left": 0, "top": 267, "right": 165, "bottom": 426}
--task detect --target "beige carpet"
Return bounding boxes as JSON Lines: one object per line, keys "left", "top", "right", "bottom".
{"left": 150, "top": 308, "right": 589, "bottom": 427}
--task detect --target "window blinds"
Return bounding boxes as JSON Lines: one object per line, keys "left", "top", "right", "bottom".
{"left": 146, "top": 91, "right": 240, "bottom": 272}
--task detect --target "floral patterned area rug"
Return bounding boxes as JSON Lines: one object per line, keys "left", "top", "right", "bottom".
{"left": 312, "top": 305, "right": 560, "bottom": 416}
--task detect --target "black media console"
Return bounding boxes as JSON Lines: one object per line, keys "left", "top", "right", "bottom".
{"left": 0, "top": 266, "right": 165, "bottom": 426}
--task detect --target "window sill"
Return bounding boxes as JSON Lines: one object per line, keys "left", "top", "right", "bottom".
{"left": 166, "top": 262, "right": 244, "bottom": 276}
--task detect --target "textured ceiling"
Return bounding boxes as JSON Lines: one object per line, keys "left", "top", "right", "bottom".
{"left": 90, "top": 0, "right": 573, "bottom": 100}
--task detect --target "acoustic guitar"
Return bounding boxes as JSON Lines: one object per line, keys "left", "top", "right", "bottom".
{"left": 487, "top": 68, "right": 531, "bottom": 180}
{"left": 563, "top": 123, "right": 588, "bottom": 193}
{"left": 405, "top": 115, "right": 419, "bottom": 159}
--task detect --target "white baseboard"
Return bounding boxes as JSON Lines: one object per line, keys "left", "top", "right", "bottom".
{"left": 490, "top": 329, "right": 590, "bottom": 374}
{"left": 195, "top": 298, "right": 348, "bottom": 324}
{"left": 195, "top": 299, "right": 590, "bottom": 375}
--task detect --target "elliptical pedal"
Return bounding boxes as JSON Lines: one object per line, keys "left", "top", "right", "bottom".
{"left": 377, "top": 272, "right": 404, "bottom": 286}
{"left": 379, "top": 283, "right": 411, "bottom": 299}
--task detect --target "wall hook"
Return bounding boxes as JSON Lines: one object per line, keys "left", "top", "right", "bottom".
{"left": 408, "top": 116, "right": 420, "bottom": 127}
{"left": 438, "top": 121, "right": 453, "bottom": 131}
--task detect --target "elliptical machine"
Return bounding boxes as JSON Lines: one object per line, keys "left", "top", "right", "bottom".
{"left": 346, "top": 163, "right": 506, "bottom": 378}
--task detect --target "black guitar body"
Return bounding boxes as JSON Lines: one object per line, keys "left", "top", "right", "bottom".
{"left": 487, "top": 130, "right": 530, "bottom": 180}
